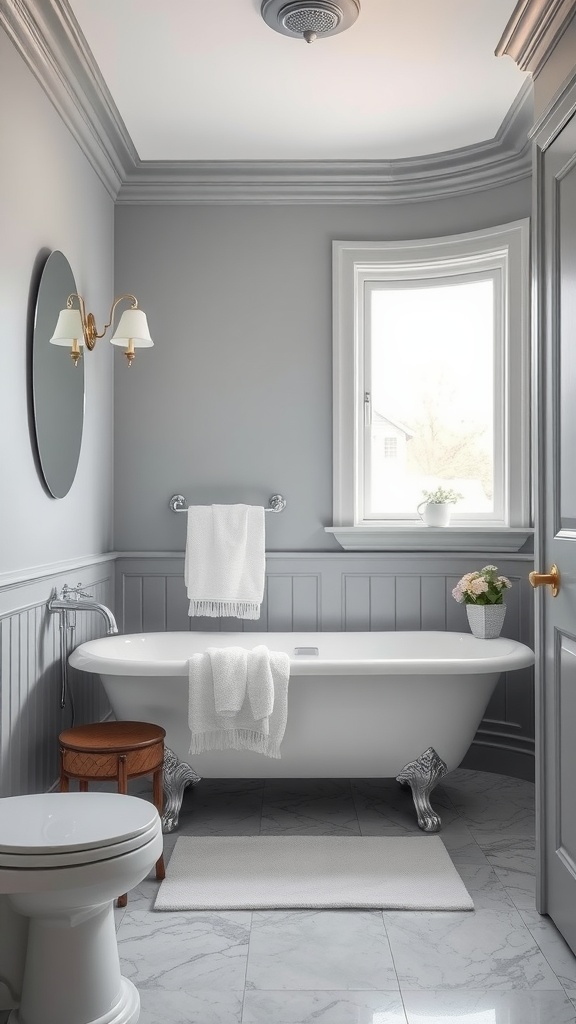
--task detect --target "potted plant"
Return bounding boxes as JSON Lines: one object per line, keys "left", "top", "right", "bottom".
{"left": 417, "top": 486, "right": 463, "bottom": 527}
{"left": 452, "top": 565, "right": 512, "bottom": 638}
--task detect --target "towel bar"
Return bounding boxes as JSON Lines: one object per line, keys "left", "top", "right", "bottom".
{"left": 169, "top": 494, "right": 287, "bottom": 514}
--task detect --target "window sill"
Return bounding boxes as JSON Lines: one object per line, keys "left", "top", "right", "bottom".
{"left": 324, "top": 525, "right": 534, "bottom": 552}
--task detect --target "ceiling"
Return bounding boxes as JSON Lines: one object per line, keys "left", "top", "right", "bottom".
{"left": 69, "top": 0, "right": 528, "bottom": 162}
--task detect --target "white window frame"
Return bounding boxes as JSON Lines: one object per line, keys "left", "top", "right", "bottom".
{"left": 327, "top": 221, "right": 533, "bottom": 552}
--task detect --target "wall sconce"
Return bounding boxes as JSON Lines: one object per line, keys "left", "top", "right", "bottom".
{"left": 50, "top": 293, "right": 154, "bottom": 367}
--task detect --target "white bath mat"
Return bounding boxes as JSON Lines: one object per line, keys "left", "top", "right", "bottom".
{"left": 154, "top": 835, "right": 473, "bottom": 911}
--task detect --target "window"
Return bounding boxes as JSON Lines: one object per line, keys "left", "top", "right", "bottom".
{"left": 382, "top": 437, "right": 398, "bottom": 460}
{"left": 329, "top": 222, "right": 531, "bottom": 551}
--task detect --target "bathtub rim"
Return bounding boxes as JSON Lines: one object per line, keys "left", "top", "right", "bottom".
{"left": 69, "top": 630, "right": 535, "bottom": 678}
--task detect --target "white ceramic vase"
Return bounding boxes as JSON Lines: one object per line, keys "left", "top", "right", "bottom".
{"left": 466, "top": 603, "right": 506, "bottom": 639}
{"left": 418, "top": 501, "right": 452, "bottom": 527}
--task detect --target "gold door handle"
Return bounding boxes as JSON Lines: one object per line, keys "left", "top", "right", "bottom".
{"left": 529, "top": 564, "right": 560, "bottom": 597}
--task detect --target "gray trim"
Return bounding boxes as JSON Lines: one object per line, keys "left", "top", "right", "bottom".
{"left": 0, "top": 553, "right": 117, "bottom": 597}
{"left": 496, "top": 0, "right": 576, "bottom": 77}
{"left": 0, "top": 1, "right": 534, "bottom": 204}
{"left": 117, "top": 80, "right": 533, "bottom": 205}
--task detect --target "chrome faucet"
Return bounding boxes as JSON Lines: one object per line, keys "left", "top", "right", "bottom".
{"left": 48, "top": 584, "right": 119, "bottom": 636}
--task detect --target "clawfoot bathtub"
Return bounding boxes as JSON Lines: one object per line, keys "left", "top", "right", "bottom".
{"left": 70, "top": 630, "right": 534, "bottom": 833}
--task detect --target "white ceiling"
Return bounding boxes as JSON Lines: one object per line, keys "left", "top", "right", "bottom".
{"left": 69, "top": 0, "right": 527, "bottom": 162}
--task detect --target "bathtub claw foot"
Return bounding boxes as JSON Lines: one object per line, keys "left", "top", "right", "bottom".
{"left": 162, "top": 747, "right": 201, "bottom": 833}
{"left": 396, "top": 746, "right": 448, "bottom": 834}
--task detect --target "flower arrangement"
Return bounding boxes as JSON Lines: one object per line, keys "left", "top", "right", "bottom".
{"left": 452, "top": 565, "right": 512, "bottom": 606}
{"left": 421, "top": 486, "right": 463, "bottom": 505}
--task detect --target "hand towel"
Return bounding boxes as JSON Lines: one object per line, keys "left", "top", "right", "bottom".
{"left": 208, "top": 647, "right": 248, "bottom": 716}
{"left": 188, "top": 647, "right": 290, "bottom": 758}
{"left": 185, "top": 504, "right": 265, "bottom": 620}
{"left": 246, "top": 644, "right": 275, "bottom": 722}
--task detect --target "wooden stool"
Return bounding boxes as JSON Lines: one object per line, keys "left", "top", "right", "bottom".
{"left": 59, "top": 721, "right": 166, "bottom": 907}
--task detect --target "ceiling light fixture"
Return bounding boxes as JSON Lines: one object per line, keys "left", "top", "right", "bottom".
{"left": 261, "top": 0, "right": 360, "bottom": 43}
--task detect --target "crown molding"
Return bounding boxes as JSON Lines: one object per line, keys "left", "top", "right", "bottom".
{"left": 1, "top": 0, "right": 533, "bottom": 205}
{"left": 116, "top": 80, "right": 533, "bottom": 204}
{"left": 496, "top": 0, "right": 576, "bottom": 75}
{"left": 0, "top": 0, "right": 136, "bottom": 198}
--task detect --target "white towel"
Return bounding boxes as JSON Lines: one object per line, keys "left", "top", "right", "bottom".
{"left": 185, "top": 504, "right": 265, "bottom": 620}
{"left": 209, "top": 647, "right": 248, "bottom": 716}
{"left": 188, "top": 646, "right": 290, "bottom": 758}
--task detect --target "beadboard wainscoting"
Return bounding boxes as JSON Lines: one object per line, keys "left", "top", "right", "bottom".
{"left": 115, "top": 552, "right": 535, "bottom": 781}
{"left": 0, "top": 559, "right": 114, "bottom": 797}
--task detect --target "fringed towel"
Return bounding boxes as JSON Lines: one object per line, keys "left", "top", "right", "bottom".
{"left": 188, "top": 645, "right": 290, "bottom": 758}
{"left": 185, "top": 504, "right": 265, "bottom": 620}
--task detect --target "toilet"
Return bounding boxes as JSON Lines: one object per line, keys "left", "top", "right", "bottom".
{"left": 0, "top": 791, "right": 163, "bottom": 1024}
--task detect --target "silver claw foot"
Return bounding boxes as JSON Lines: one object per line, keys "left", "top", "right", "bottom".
{"left": 162, "top": 747, "right": 201, "bottom": 833}
{"left": 396, "top": 746, "right": 448, "bottom": 833}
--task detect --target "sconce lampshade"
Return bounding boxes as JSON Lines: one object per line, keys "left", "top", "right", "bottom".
{"left": 110, "top": 309, "right": 154, "bottom": 348}
{"left": 49, "top": 309, "right": 85, "bottom": 346}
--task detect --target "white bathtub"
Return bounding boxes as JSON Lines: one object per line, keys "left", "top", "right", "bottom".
{"left": 70, "top": 630, "right": 534, "bottom": 833}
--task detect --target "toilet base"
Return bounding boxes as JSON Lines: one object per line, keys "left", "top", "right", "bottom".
{"left": 8, "top": 977, "right": 140, "bottom": 1024}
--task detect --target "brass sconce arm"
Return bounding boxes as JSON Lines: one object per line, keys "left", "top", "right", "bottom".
{"left": 53, "top": 290, "right": 153, "bottom": 367}
{"left": 66, "top": 293, "right": 139, "bottom": 349}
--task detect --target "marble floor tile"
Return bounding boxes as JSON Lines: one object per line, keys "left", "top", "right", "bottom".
{"left": 384, "top": 906, "right": 562, "bottom": 990}
{"left": 195, "top": 778, "right": 265, "bottom": 796}
{"left": 123, "top": 833, "right": 181, "bottom": 910}
{"left": 263, "top": 779, "right": 354, "bottom": 799}
{"left": 177, "top": 791, "right": 264, "bottom": 836}
{"left": 242, "top": 990, "right": 407, "bottom": 1023}
{"left": 520, "top": 910, "right": 576, "bottom": 990}
{"left": 137, "top": 988, "right": 244, "bottom": 1024}
{"left": 102, "top": 769, "right": 567, "bottom": 1021}
{"left": 442, "top": 772, "right": 535, "bottom": 838}
{"left": 261, "top": 779, "right": 359, "bottom": 835}
{"left": 115, "top": 904, "right": 126, "bottom": 930}
{"left": 352, "top": 779, "right": 461, "bottom": 836}
{"left": 437, "top": 830, "right": 489, "bottom": 864}
{"left": 402, "top": 990, "right": 576, "bottom": 1023}
{"left": 260, "top": 794, "right": 361, "bottom": 836}
{"left": 478, "top": 837, "right": 537, "bottom": 911}
{"left": 124, "top": 875, "right": 162, "bottom": 912}
{"left": 117, "top": 909, "right": 251, "bottom": 990}
{"left": 453, "top": 863, "right": 514, "bottom": 911}
{"left": 246, "top": 910, "right": 398, "bottom": 991}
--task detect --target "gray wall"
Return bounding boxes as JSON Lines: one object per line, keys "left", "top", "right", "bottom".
{"left": 114, "top": 183, "right": 532, "bottom": 552}
{"left": 0, "top": 29, "right": 115, "bottom": 794}
{"left": 0, "top": 27, "right": 114, "bottom": 577}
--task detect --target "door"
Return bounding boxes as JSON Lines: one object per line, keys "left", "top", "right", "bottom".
{"left": 534, "top": 85, "right": 576, "bottom": 951}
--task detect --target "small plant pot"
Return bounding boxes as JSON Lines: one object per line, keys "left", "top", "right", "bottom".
{"left": 418, "top": 501, "right": 452, "bottom": 527}
{"left": 466, "top": 603, "right": 506, "bottom": 639}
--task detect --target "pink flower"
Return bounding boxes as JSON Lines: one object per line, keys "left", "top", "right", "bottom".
{"left": 498, "top": 576, "right": 511, "bottom": 588}
{"left": 467, "top": 578, "right": 489, "bottom": 596}
{"left": 452, "top": 585, "right": 464, "bottom": 603}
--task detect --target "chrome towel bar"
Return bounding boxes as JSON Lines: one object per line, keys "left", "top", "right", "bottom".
{"left": 169, "top": 493, "right": 287, "bottom": 514}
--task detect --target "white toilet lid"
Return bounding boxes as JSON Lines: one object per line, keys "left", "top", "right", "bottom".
{"left": 0, "top": 792, "right": 160, "bottom": 856}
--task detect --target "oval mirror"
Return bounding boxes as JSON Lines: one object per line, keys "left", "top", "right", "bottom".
{"left": 32, "top": 251, "right": 85, "bottom": 498}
